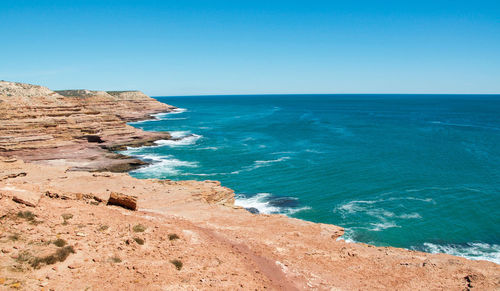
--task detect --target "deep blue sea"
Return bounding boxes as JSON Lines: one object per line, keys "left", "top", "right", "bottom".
{"left": 122, "top": 95, "right": 500, "bottom": 264}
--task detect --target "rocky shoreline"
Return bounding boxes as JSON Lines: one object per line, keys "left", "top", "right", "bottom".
{"left": 0, "top": 81, "right": 176, "bottom": 172}
{"left": 0, "top": 81, "right": 499, "bottom": 290}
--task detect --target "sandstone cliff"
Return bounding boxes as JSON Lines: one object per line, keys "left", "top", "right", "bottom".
{"left": 0, "top": 81, "right": 175, "bottom": 172}
{"left": 0, "top": 81, "right": 499, "bottom": 290}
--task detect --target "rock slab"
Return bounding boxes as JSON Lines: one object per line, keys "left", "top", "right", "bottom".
{"left": 11, "top": 189, "right": 42, "bottom": 207}
{"left": 107, "top": 192, "right": 138, "bottom": 210}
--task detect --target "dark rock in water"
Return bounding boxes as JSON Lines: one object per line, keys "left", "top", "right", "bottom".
{"left": 268, "top": 197, "right": 299, "bottom": 208}
{"left": 245, "top": 207, "right": 260, "bottom": 214}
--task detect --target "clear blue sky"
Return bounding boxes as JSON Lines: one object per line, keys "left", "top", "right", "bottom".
{"left": 1, "top": 0, "right": 499, "bottom": 95}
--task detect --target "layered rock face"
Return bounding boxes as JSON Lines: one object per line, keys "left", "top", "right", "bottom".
{"left": 0, "top": 81, "right": 175, "bottom": 172}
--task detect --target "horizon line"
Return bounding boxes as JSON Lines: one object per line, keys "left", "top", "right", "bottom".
{"left": 152, "top": 93, "right": 500, "bottom": 98}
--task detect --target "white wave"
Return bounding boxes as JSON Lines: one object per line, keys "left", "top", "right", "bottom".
{"left": 169, "top": 131, "right": 191, "bottom": 139}
{"left": 154, "top": 134, "right": 202, "bottom": 147}
{"left": 429, "top": 121, "right": 500, "bottom": 131}
{"left": 152, "top": 108, "right": 188, "bottom": 120}
{"left": 285, "top": 206, "right": 312, "bottom": 215}
{"left": 336, "top": 229, "right": 358, "bottom": 243}
{"left": 180, "top": 172, "right": 219, "bottom": 177}
{"left": 304, "top": 149, "right": 325, "bottom": 154}
{"left": 234, "top": 193, "right": 311, "bottom": 216}
{"left": 337, "top": 236, "right": 356, "bottom": 243}
{"left": 128, "top": 119, "right": 151, "bottom": 125}
{"left": 369, "top": 222, "right": 401, "bottom": 231}
{"left": 198, "top": 147, "right": 218, "bottom": 150}
{"left": 387, "top": 196, "right": 435, "bottom": 204}
{"left": 335, "top": 198, "right": 431, "bottom": 217}
{"left": 120, "top": 146, "right": 152, "bottom": 156}
{"left": 132, "top": 156, "right": 198, "bottom": 177}
{"left": 234, "top": 193, "right": 281, "bottom": 214}
{"left": 254, "top": 156, "right": 290, "bottom": 166}
{"left": 171, "top": 108, "right": 188, "bottom": 114}
{"left": 398, "top": 213, "right": 422, "bottom": 219}
{"left": 335, "top": 199, "right": 422, "bottom": 232}
{"left": 163, "top": 117, "right": 188, "bottom": 121}
{"left": 419, "top": 242, "right": 500, "bottom": 265}
{"left": 231, "top": 156, "right": 291, "bottom": 174}
{"left": 336, "top": 200, "right": 386, "bottom": 216}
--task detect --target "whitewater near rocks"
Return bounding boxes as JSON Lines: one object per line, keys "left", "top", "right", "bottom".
{"left": 127, "top": 94, "right": 500, "bottom": 264}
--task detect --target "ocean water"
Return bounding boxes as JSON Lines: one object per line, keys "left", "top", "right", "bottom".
{"left": 122, "top": 95, "right": 500, "bottom": 264}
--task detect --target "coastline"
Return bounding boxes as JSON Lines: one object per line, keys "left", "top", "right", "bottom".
{"left": 1, "top": 81, "right": 499, "bottom": 290}
{"left": 123, "top": 98, "right": 500, "bottom": 265}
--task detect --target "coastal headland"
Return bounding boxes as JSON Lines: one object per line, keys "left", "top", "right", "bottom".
{"left": 0, "top": 81, "right": 499, "bottom": 290}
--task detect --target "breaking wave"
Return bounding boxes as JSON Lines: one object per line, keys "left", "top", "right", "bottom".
{"left": 416, "top": 242, "right": 500, "bottom": 265}
{"left": 154, "top": 134, "right": 202, "bottom": 147}
{"left": 128, "top": 154, "right": 198, "bottom": 177}
{"left": 152, "top": 108, "right": 187, "bottom": 119}
{"left": 234, "top": 193, "right": 311, "bottom": 215}
{"left": 231, "top": 157, "right": 291, "bottom": 174}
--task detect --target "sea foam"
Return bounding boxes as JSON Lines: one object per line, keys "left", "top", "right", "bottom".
{"left": 234, "top": 193, "right": 311, "bottom": 215}
{"left": 152, "top": 108, "right": 187, "bottom": 119}
{"left": 234, "top": 193, "right": 281, "bottom": 214}
{"left": 131, "top": 154, "right": 198, "bottom": 177}
{"left": 154, "top": 134, "right": 202, "bottom": 147}
{"left": 418, "top": 242, "right": 500, "bottom": 265}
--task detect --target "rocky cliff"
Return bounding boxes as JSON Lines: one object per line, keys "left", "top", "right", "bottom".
{"left": 0, "top": 81, "right": 499, "bottom": 290}
{"left": 0, "top": 81, "right": 175, "bottom": 172}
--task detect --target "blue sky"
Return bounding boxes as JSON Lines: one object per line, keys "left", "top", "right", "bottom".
{"left": 1, "top": 0, "right": 499, "bottom": 95}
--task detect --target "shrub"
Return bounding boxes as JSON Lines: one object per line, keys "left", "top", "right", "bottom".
{"left": 171, "top": 259, "right": 183, "bottom": 270}
{"left": 133, "top": 224, "right": 146, "bottom": 233}
{"left": 29, "top": 246, "right": 75, "bottom": 269}
{"left": 17, "top": 211, "right": 35, "bottom": 221}
{"left": 168, "top": 233, "right": 180, "bottom": 241}
{"left": 61, "top": 213, "right": 73, "bottom": 225}
{"left": 110, "top": 256, "right": 122, "bottom": 263}
{"left": 134, "top": 237, "right": 144, "bottom": 245}
{"left": 99, "top": 225, "right": 109, "bottom": 231}
{"left": 15, "top": 251, "right": 33, "bottom": 263}
{"left": 53, "top": 238, "right": 66, "bottom": 247}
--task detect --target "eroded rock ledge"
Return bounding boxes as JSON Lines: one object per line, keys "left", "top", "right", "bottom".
{"left": 0, "top": 81, "right": 175, "bottom": 172}
{"left": 0, "top": 81, "right": 499, "bottom": 290}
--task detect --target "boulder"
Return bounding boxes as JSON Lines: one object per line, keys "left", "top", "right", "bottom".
{"left": 107, "top": 192, "right": 138, "bottom": 210}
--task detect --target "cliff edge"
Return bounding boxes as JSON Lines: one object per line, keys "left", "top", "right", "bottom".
{"left": 0, "top": 81, "right": 175, "bottom": 172}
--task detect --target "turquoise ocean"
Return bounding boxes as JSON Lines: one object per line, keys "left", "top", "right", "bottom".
{"left": 122, "top": 95, "right": 500, "bottom": 264}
